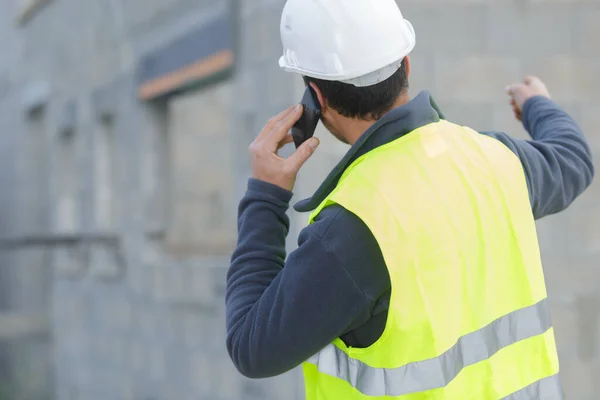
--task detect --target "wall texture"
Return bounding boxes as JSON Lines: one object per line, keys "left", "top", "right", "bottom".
{"left": 0, "top": 0, "right": 598, "bottom": 399}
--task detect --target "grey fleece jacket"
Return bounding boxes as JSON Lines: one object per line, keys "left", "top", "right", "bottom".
{"left": 226, "top": 92, "right": 594, "bottom": 378}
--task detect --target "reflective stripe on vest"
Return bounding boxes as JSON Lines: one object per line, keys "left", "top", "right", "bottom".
{"left": 306, "top": 299, "right": 552, "bottom": 397}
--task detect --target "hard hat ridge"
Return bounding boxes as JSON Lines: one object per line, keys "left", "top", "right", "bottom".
{"left": 278, "top": 0, "right": 416, "bottom": 87}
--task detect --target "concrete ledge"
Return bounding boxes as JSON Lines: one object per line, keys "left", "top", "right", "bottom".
{"left": 17, "top": 0, "right": 53, "bottom": 25}
{"left": 138, "top": 50, "right": 234, "bottom": 100}
{"left": 136, "top": 5, "right": 234, "bottom": 101}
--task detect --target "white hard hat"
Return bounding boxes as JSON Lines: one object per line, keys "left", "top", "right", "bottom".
{"left": 279, "top": 0, "right": 416, "bottom": 87}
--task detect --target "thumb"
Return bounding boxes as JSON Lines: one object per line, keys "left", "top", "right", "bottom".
{"left": 506, "top": 84, "right": 517, "bottom": 95}
{"left": 285, "top": 138, "right": 320, "bottom": 173}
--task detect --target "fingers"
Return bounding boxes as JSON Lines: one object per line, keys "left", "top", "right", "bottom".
{"left": 508, "top": 76, "right": 542, "bottom": 93}
{"left": 506, "top": 75, "right": 550, "bottom": 122}
{"left": 256, "top": 105, "right": 298, "bottom": 142}
{"left": 510, "top": 97, "right": 522, "bottom": 118}
{"left": 284, "top": 138, "right": 320, "bottom": 175}
{"left": 512, "top": 107, "right": 522, "bottom": 121}
{"left": 506, "top": 83, "right": 524, "bottom": 96}
{"left": 278, "top": 133, "right": 294, "bottom": 149}
{"left": 264, "top": 104, "right": 303, "bottom": 149}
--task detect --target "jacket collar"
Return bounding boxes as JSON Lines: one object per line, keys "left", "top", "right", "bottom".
{"left": 294, "top": 91, "right": 444, "bottom": 212}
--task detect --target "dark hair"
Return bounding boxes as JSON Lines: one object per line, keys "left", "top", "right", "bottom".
{"left": 303, "top": 63, "right": 408, "bottom": 121}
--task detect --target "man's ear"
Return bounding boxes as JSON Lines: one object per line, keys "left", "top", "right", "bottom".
{"left": 404, "top": 56, "right": 411, "bottom": 79}
{"left": 308, "top": 82, "right": 326, "bottom": 112}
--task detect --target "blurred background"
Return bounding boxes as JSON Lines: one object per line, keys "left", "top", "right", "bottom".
{"left": 0, "top": 0, "right": 598, "bottom": 399}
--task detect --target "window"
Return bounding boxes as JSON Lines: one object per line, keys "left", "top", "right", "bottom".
{"left": 143, "top": 104, "right": 169, "bottom": 234}
{"left": 94, "top": 115, "right": 116, "bottom": 231}
{"left": 90, "top": 115, "right": 121, "bottom": 280}
{"left": 55, "top": 129, "right": 77, "bottom": 233}
{"left": 165, "top": 82, "right": 235, "bottom": 256}
{"left": 24, "top": 107, "right": 48, "bottom": 233}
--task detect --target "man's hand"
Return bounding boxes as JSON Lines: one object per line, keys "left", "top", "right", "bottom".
{"left": 506, "top": 76, "right": 551, "bottom": 121}
{"left": 249, "top": 104, "right": 320, "bottom": 191}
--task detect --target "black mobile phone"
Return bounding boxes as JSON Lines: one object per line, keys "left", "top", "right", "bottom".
{"left": 291, "top": 85, "right": 321, "bottom": 148}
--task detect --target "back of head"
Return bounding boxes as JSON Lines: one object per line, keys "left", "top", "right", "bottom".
{"left": 303, "top": 65, "right": 409, "bottom": 121}
{"left": 279, "top": 0, "right": 416, "bottom": 122}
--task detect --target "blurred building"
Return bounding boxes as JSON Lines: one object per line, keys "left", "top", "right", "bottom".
{"left": 0, "top": 0, "right": 598, "bottom": 399}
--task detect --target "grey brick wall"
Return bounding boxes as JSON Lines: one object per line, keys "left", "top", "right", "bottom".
{"left": 0, "top": 0, "right": 598, "bottom": 399}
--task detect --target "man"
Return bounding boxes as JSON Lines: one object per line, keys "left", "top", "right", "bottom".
{"left": 226, "top": 1, "right": 594, "bottom": 399}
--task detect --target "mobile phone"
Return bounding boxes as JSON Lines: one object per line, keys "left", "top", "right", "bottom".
{"left": 291, "top": 85, "right": 321, "bottom": 148}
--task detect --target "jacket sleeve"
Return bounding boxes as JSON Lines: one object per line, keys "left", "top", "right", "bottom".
{"left": 226, "top": 179, "right": 375, "bottom": 379}
{"left": 481, "top": 96, "right": 594, "bottom": 219}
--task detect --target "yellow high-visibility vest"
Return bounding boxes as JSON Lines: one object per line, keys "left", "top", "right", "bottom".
{"left": 303, "top": 120, "right": 562, "bottom": 399}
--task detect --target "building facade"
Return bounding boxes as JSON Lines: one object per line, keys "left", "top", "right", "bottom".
{"left": 0, "top": 0, "right": 599, "bottom": 399}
